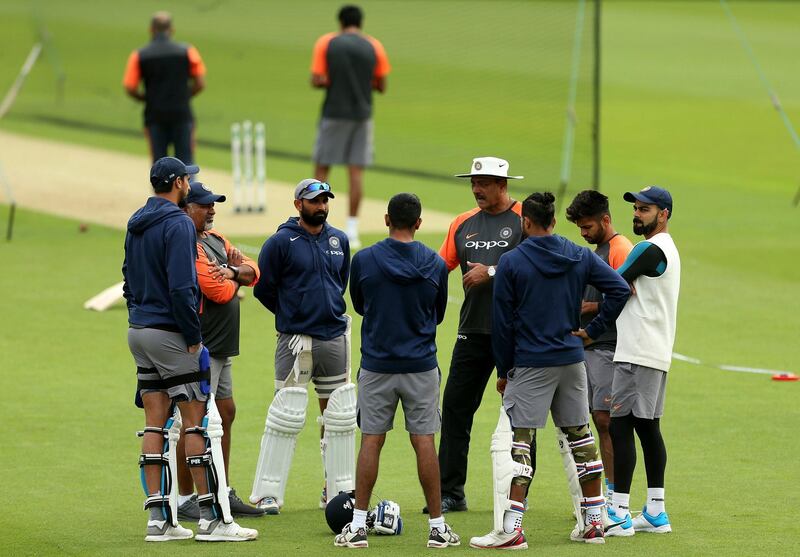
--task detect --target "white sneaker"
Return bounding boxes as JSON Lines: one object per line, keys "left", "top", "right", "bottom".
{"left": 570, "top": 520, "right": 605, "bottom": 544}
{"left": 428, "top": 523, "right": 461, "bottom": 548}
{"left": 145, "top": 520, "right": 193, "bottom": 542}
{"left": 334, "top": 523, "right": 369, "bottom": 548}
{"left": 195, "top": 519, "right": 258, "bottom": 542}
{"left": 255, "top": 495, "right": 280, "bottom": 515}
{"left": 631, "top": 507, "right": 672, "bottom": 533}
{"left": 469, "top": 528, "right": 528, "bottom": 550}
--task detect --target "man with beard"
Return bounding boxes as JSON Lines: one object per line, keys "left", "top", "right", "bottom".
{"left": 252, "top": 179, "right": 351, "bottom": 513}
{"left": 601, "top": 186, "right": 680, "bottom": 536}
{"left": 430, "top": 156, "right": 524, "bottom": 515}
{"left": 174, "top": 182, "right": 265, "bottom": 520}
{"left": 565, "top": 190, "right": 633, "bottom": 506}
{"left": 125, "top": 157, "right": 258, "bottom": 542}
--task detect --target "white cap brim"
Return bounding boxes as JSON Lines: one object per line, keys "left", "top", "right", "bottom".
{"left": 454, "top": 172, "right": 524, "bottom": 179}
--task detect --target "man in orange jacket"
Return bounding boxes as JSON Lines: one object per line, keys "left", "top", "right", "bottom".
{"left": 176, "top": 181, "right": 265, "bottom": 519}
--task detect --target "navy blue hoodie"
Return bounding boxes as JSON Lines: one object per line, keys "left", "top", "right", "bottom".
{"left": 122, "top": 196, "right": 202, "bottom": 346}
{"left": 493, "top": 234, "right": 629, "bottom": 377}
{"left": 350, "top": 238, "right": 448, "bottom": 373}
{"left": 254, "top": 218, "right": 350, "bottom": 340}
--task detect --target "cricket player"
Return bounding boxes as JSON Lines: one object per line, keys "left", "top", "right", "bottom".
{"left": 336, "top": 193, "right": 459, "bottom": 549}
{"left": 251, "top": 179, "right": 354, "bottom": 514}
{"left": 604, "top": 186, "right": 680, "bottom": 536}
{"left": 124, "top": 157, "right": 256, "bottom": 542}
{"left": 175, "top": 181, "right": 265, "bottom": 520}
{"left": 470, "top": 192, "right": 629, "bottom": 549}
{"left": 566, "top": 190, "right": 633, "bottom": 504}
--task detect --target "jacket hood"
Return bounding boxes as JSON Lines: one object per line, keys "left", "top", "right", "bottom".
{"left": 517, "top": 234, "right": 584, "bottom": 277}
{"left": 127, "top": 197, "right": 186, "bottom": 234}
{"left": 372, "top": 238, "right": 441, "bottom": 285}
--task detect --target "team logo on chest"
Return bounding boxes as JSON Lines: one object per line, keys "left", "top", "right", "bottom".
{"left": 329, "top": 236, "right": 341, "bottom": 249}
{"left": 500, "top": 226, "right": 513, "bottom": 239}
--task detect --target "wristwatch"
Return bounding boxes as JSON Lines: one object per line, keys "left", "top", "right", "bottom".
{"left": 487, "top": 265, "right": 496, "bottom": 278}
{"left": 229, "top": 265, "right": 240, "bottom": 280}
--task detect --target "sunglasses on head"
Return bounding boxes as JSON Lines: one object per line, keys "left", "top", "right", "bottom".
{"left": 303, "top": 181, "right": 331, "bottom": 194}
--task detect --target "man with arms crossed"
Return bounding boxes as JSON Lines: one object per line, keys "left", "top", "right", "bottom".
{"left": 605, "top": 186, "right": 680, "bottom": 536}
{"left": 175, "top": 182, "right": 265, "bottom": 520}
{"left": 124, "top": 157, "right": 256, "bottom": 542}
{"left": 470, "top": 192, "right": 629, "bottom": 549}
{"left": 566, "top": 190, "right": 633, "bottom": 506}
{"left": 432, "top": 156, "right": 524, "bottom": 515}
{"left": 251, "top": 179, "right": 354, "bottom": 514}
{"left": 336, "top": 193, "right": 459, "bottom": 549}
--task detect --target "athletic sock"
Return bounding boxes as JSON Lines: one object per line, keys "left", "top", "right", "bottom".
{"left": 347, "top": 217, "right": 359, "bottom": 239}
{"left": 429, "top": 516, "right": 445, "bottom": 531}
{"left": 503, "top": 500, "right": 525, "bottom": 533}
{"left": 611, "top": 492, "right": 630, "bottom": 517}
{"left": 582, "top": 496, "right": 605, "bottom": 524}
{"left": 605, "top": 479, "right": 615, "bottom": 500}
{"left": 178, "top": 493, "right": 194, "bottom": 506}
{"left": 646, "top": 487, "right": 665, "bottom": 515}
{"left": 148, "top": 492, "right": 165, "bottom": 521}
{"left": 352, "top": 508, "right": 368, "bottom": 529}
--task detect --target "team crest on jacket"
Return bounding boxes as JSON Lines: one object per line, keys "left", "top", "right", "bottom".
{"left": 329, "top": 236, "right": 341, "bottom": 249}
{"left": 500, "top": 227, "right": 513, "bottom": 239}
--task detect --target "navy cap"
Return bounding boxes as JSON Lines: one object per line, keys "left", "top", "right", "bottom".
{"left": 150, "top": 156, "right": 200, "bottom": 187}
{"left": 294, "top": 178, "right": 335, "bottom": 200}
{"left": 186, "top": 182, "right": 226, "bottom": 205}
{"left": 624, "top": 186, "right": 673, "bottom": 217}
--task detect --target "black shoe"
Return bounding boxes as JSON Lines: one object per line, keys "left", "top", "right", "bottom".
{"left": 177, "top": 494, "right": 201, "bottom": 520}
{"left": 422, "top": 495, "right": 468, "bottom": 514}
{"left": 229, "top": 488, "right": 266, "bottom": 517}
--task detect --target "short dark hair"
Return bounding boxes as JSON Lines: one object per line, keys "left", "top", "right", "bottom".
{"left": 387, "top": 193, "right": 421, "bottom": 230}
{"left": 565, "top": 190, "right": 610, "bottom": 223}
{"left": 338, "top": 5, "right": 363, "bottom": 28}
{"left": 522, "top": 192, "right": 556, "bottom": 229}
{"left": 152, "top": 174, "right": 185, "bottom": 194}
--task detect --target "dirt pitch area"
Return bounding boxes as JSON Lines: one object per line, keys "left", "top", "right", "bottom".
{"left": 0, "top": 130, "right": 454, "bottom": 237}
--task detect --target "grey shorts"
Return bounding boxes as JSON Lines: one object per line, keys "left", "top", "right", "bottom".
{"left": 585, "top": 349, "right": 614, "bottom": 412}
{"left": 503, "top": 362, "right": 590, "bottom": 429}
{"left": 275, "top": 333, "right": 349, "bottom": 398}
{"left": 128, "top": 327, "right": 206, "bottom": 402}
{"left": 313, "top": 117, "right": 374, "bottom": 166}
{"left": 611, "top": 362, "right": 667, "bottom": 419}
{"left": 211, "top": 356, "right": 233, "bottom": 399}
{"left": 357, "top": 368, "right": 441, "bottom": 435}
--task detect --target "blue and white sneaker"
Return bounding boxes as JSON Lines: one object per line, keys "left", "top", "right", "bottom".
{"left": 632, "top": 507, "right": 672, "bottom": 533}
{"left": 605, "top": 507, "right": 635, "bottom": 537}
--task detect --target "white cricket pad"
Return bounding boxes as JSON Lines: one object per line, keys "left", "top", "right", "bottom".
{"left": 491, "top": 406, "right": 532, "bottom": 532}
{"left": 250, "top": 387, "right": 308, "bottom": 507}
{"left": 166, "top": 406, "right": 182, "bottom": 527}
{"left": 205, "top": 394, "right": 232, "bottom": 523}
{"left": 322, "top": 383, "right": 357, "bottom": 502}
{"left": 556, "top": 428, "right": 583, "bottom": 531}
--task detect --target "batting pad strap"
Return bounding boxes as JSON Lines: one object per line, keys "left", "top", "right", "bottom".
{"left": 136, "top": 426, "right": 167, "bottom": 438}
{"left": 139, "top": 453, "right": 168, "bottom": 467}
{"left": 137, "top": 369, "right": 210, "bottom": 390}
{"left": 580, "top": 496, "right": 606, "bottom": 510}
{"left": 184, "top": 426, "right": 206, "bottom": 437}
{"left": 569, "top": 434, "right": 596, "bottom": 450}
{"left": 314, "top": 373, "right": 349, "bottom": 399}
{"left": 197, "top": 492, "right": 218, "bottom": 507}
{"left": 576, "top": 459, "right": 604, "bottom": 480}
{"left": 144, "top": 494, "right": 170, "bottom": 510}
{"left": 186, "top": 452, "right": 213, "bottom": 468}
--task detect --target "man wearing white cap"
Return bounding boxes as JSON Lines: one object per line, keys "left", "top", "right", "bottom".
{"left": 428, "top": 157, "right": 524, "bottom": 514}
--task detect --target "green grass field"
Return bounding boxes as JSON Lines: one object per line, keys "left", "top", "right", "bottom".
{"left": 1, "top": 1, "right": 799, "bottom": 555}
